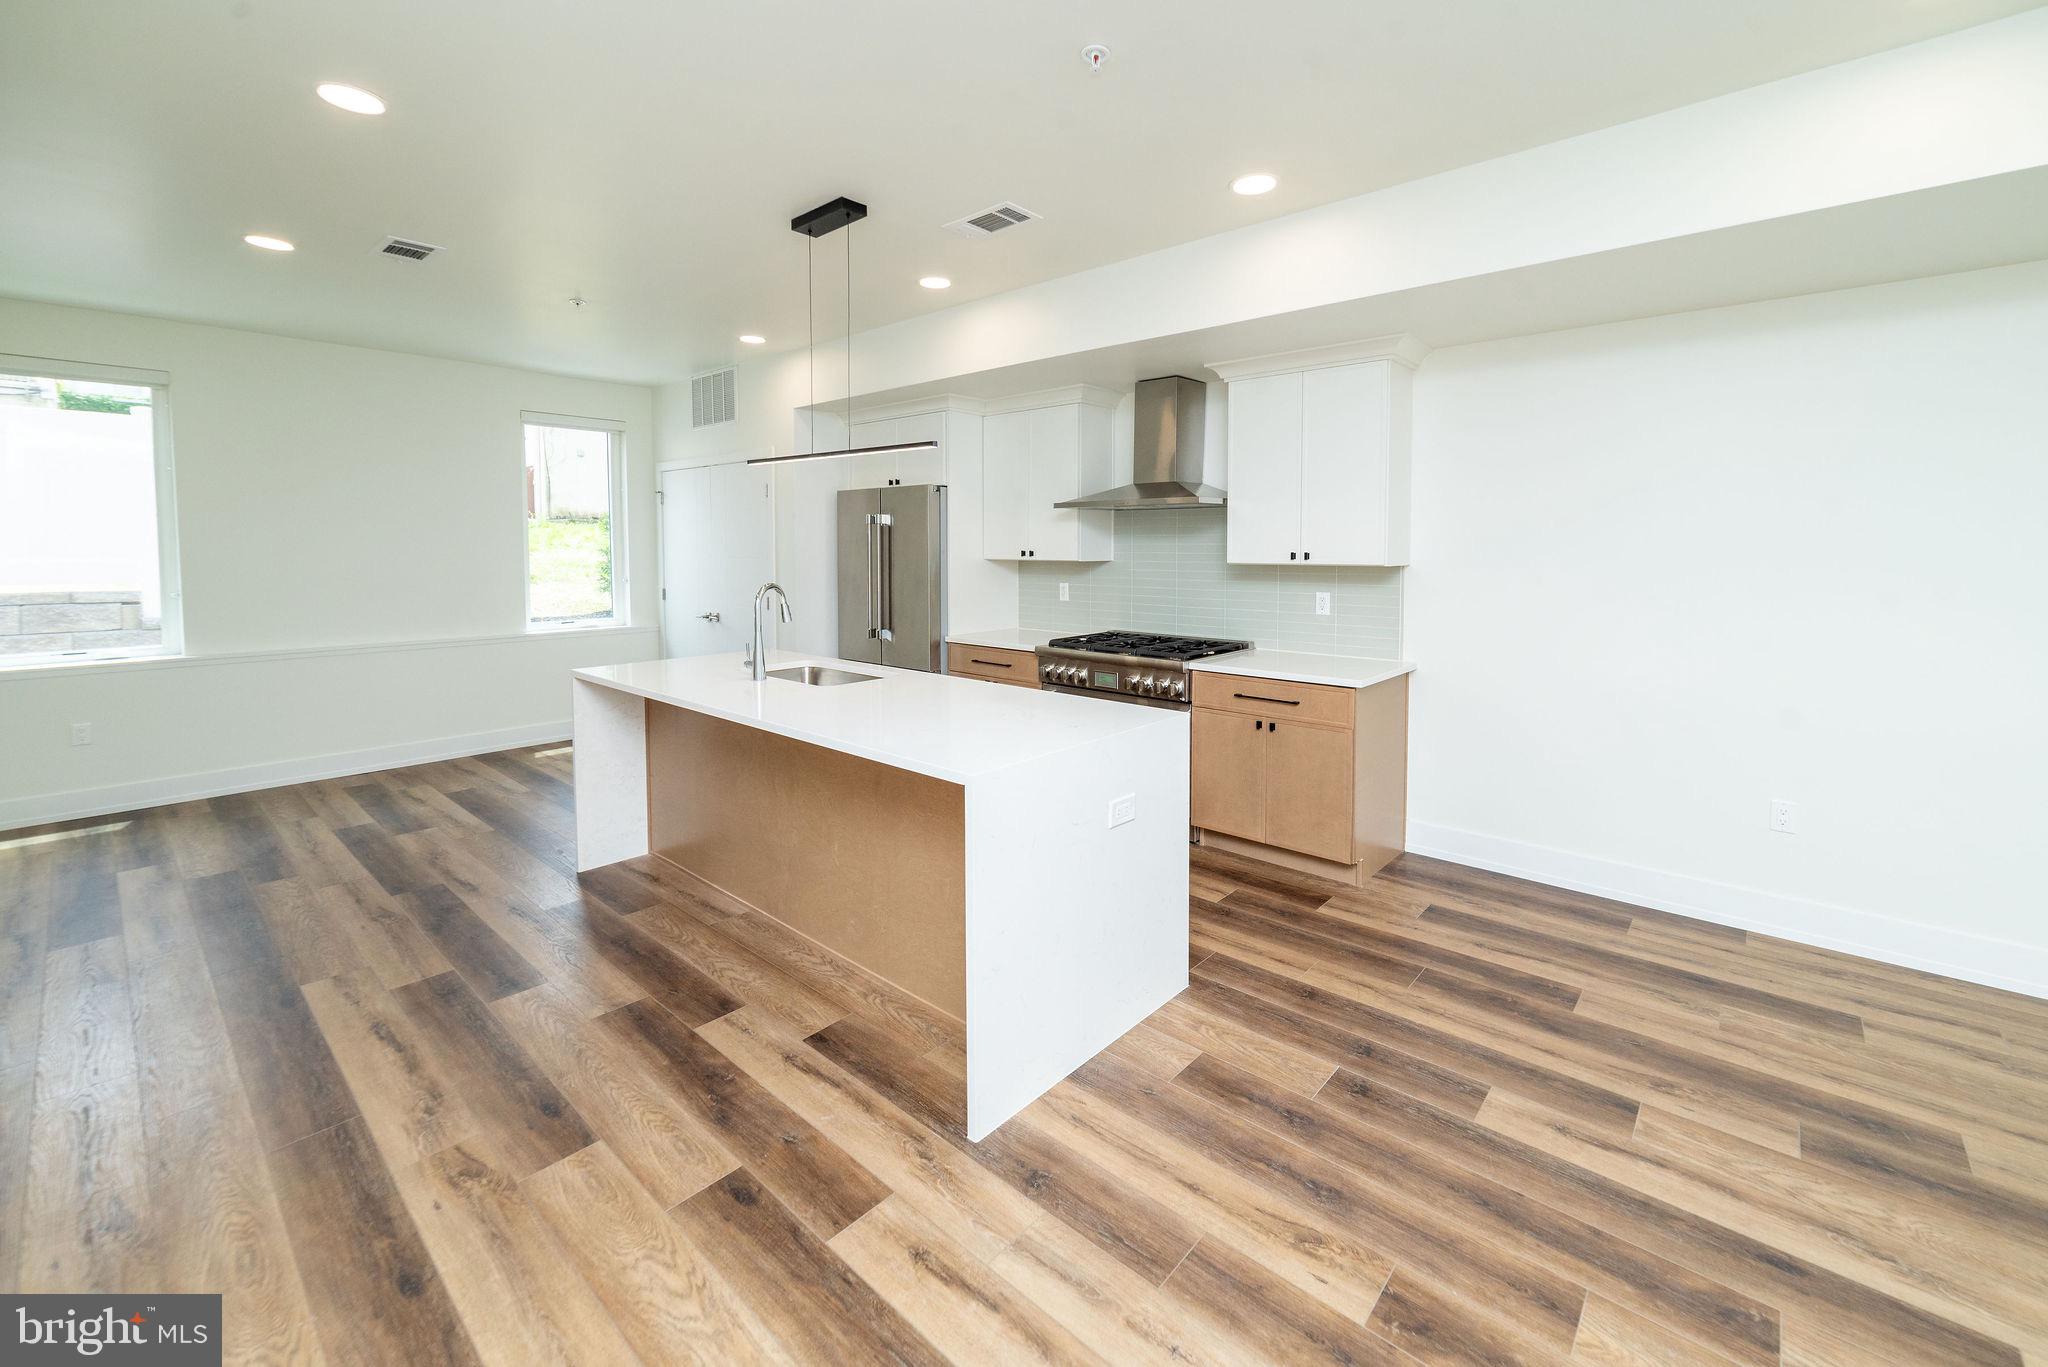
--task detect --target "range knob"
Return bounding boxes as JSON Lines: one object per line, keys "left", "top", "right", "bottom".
{"left": 1040, "top": 662, "right": 1055, "bottom": 681}
{"left": 1167, "top": 677, "right": 1187, "bottom": 699}
{"left": 1138, "top": 674, "right": 1158, "bottom": 696}
{"left": 1062, "top": 665, "right": 1081, "bottom": 683}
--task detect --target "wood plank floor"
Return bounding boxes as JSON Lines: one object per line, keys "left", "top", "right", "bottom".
{"left": 6, "top": 743, "right": 2048, "bottom": 1364}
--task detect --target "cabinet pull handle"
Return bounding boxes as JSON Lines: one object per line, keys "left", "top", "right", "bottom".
{"left": 1254, "top": 719, "right": 1263, "bottom": 731}
{"left": 1234, "top": 692, "right": 1300, "bottom": 705}
{"left": 1303, "top": 551, "right": 1311, "bottom": 561}
{"left": 970, "top": 659, "right": 1012, "bottom": 669}
{"left": 1289, "top": 551, "right": 1297, "bottom": 560}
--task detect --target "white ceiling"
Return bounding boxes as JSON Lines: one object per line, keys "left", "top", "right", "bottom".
{"left": 2, "top": 0, "right": 2037, "bottom": 385}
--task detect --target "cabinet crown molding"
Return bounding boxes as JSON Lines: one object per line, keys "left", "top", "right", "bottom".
{"left": 981, "top": 383, "right": 1124, "bottom": 415}
{"left": 1207, "top": 334, "right": 1429, "bottom": 383}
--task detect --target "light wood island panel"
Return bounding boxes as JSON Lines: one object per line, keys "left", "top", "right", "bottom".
{"left": 644, "top": 701, "right": 967, "bottom": 1020}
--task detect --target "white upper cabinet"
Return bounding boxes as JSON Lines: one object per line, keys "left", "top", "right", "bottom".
{"left": 981, "top": 410, "right": 1032, "bottom": 560}
{"left": 1221, "top": 371, "right": 1302, "bottom": 564}
{"left": 842, "top": 409, "right": 948, "bottom": 490}
{"left": 980, "top": 389, "right": 1115, "bottom": 562}
{"left": 893, "top": 410, "right": 947, "bottom": 487}
{"left": 1212, "top": 337, "right": 1423, "bottom": 566}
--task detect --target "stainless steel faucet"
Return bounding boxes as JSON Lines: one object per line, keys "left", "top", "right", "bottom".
{"left": 746, "top": 582, "right": 792, "bottom": 680}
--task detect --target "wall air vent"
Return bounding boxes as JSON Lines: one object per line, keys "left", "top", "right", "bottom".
{"left": 691, "top": 367, "right": 736, "bottom": 428}
{"left": 377, "top": 236, "right": 443, "bottom": 261}
{"left": 945, "top": 202, "right": 1039, "bottom": 238}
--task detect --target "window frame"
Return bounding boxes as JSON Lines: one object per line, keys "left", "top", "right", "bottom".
{"left": 521, "top": 410, "right": 627, "bottom": 633}
{"left": 0, "top": 351, "right": 184, "bottom": 670}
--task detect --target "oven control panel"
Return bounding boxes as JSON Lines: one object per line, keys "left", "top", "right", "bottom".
{"left": 1036, "top": 656, "right": 1188, "bottom": 701}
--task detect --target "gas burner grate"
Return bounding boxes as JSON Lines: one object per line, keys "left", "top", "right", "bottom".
{"left": 1046, "top": 630, "right": 1251, "bottom": 662}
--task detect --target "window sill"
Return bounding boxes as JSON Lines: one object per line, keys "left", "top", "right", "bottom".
{"left": 526, "top": 619, "right": 629, "bottom": 636}
{"left": 0, "top": 648, "right": 183, "bottom": 675}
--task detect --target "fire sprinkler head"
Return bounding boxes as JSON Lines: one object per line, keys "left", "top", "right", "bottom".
{"left": 1081, "top": 43, "right": 1110, "bottom": 74}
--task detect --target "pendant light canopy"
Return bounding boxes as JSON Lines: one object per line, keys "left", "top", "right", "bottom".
{"left": 748, "top": 196, "right": 940, "bottom": 468}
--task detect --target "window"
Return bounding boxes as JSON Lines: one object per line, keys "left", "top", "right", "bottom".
{"left": 524, "top": 414, "right": 623, "bottom": 629}
{"left": 0, "top": 355, "right": 181, "bottom": 667}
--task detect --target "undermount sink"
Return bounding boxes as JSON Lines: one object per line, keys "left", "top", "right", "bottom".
{"left": 766, "top": 665, "right": 880, "bottom": 687}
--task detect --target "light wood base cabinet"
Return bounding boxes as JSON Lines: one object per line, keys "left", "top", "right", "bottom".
{"left": 1191, "top": 673, "right": 1407, "bottom": 880}
{"left": 945, "top": 642, "right": 1041, "bottom": 688}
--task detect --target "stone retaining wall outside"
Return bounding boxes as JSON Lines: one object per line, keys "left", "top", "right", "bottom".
{"left": 0, "top": 590, "right": 162, "bottom": 656}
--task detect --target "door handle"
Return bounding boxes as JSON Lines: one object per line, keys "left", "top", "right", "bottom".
{"left": 697, "top": 611, "right": 721, "bottom": 622}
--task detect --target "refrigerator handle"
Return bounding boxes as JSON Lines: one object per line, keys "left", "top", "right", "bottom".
{"left": 863, "top": 515, "right": 879, "bottom": 639}
{"left": 874, "top": 512, "right": 895, "bottom": 642}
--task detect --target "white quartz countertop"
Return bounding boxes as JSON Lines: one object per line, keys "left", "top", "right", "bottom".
{"left": 947, "top": 629, "right": 1413, "bottom": 690}
{"left": 944, "top": 627, "right": 1058, "bottom": 651}
{"left": 1189, "top": 649, "right": 1414, "bottom": 690}
{"left": 574, "top": 651, "right": 1183, "bottom": 785}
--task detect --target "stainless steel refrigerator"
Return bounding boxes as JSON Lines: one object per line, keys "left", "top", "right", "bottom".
{"left": 836, "top": 484, "right": 946, "bottom": 671}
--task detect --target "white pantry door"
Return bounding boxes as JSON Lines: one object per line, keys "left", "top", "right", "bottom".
{"left": 660, "top": 462, "right": 774, "bottom": 656}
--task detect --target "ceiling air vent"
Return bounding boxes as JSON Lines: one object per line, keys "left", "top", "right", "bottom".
{"left": 377, "top": 235, "right": 443, "bottom": 261}
{"left": 691, "top": 368, "right": 736, "bottom": 428}
{"left": 945, "top": 201, "right": 1039, "bottom": 239}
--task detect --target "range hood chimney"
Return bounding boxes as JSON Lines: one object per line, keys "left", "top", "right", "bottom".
{"left": 1055, "top": 376, "right": 1224, "bottom": 510}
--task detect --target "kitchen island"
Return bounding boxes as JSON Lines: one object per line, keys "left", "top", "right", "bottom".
{"left": 571, "top": 651, "right": 1190, "bottom": 1139}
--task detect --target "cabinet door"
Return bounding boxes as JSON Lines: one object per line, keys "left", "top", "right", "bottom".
{"left": 1225, "top": 372, "right": 1302, "bottom": 564}
{"left": 981, "top": 411, "right": 1032, "bottom": 560}
{"left": 1191, "top": 708, "right": 1267, "bottom": 842}
{"left": 1027, "top": 404, "right": 1081, "bottom": 559}
{"left": 1300, "top": 363, "right": 1388, "bottom": 564}
{"left": 845, "top": 418, "right": 895, "bottom": 490}
{"left": 893, "top": 410, "right": 947, "bottom": 486}
{"left": 1263, "top": 720, "right": 1354, "bottom": 863}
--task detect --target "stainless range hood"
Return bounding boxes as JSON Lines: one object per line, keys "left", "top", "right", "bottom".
{"left": 1055, "top": 375, "right": 1225, "bottom": 510}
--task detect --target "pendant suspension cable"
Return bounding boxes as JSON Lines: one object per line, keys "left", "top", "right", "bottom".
{"left": 806, "top": 234, "right": 815, "bottom": 453}
{"left": 845, "top": 221, "right": 853, "bottom": 443}
{"left": 755, "top": 195, "right": 936, "bottom": 468}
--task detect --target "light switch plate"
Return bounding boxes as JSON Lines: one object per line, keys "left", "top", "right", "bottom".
{"left": 1108, "top": 794, "right": 1135, "bottom": 827}
{"left": 1059, "top": 582, "right": 1070, "bottom": 602}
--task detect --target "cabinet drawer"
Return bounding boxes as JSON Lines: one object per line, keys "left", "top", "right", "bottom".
{"left": 947, "top": 643, "right": 1040, "bottom": 686}
{"left": 1190, "top": 672, "right": 1355, "bottom": 728}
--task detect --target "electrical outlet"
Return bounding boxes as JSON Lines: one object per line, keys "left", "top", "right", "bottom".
{"left": 1059, "top": 582, "right": 1070, "bottom": 602}
{"left": 1108, "top": 793, "right": 1135, "bottom": 828}
{"left": 1315, "top": 591, "right": 1331, "bottom": 616}
{"left": 1770, "top": 799, "right": 1798, "bottom": 834}
{"left": 70, "top": 722, "right": 92, "bottom": 747}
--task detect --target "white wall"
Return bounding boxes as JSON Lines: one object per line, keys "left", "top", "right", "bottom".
{"left": 0, "top": 297, "right": 659, "bottom": 827}
{"left": 1405, "top": 261, "right": 2048, "bottom": 995}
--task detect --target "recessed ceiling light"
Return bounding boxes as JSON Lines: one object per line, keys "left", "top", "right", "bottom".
{"left": 242, "top": 234, "right": 295, "bottom": 252}
{"left": 316, "top": 82, "right": 386, "bottom": 116}
{"left": 739, "top": 334, "right": 766, "bottom": 345}
{"left": 918, "top": 276, "right": 952, "bottom": 290}
{"left": 1231, "top": 172, "right": 1278, "bottom": 197}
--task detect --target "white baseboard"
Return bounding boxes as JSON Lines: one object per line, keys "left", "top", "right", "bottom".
{"left": 1405, "top": 820, "right": 2047, "bottom": 1002}
{"left": 1, "top": 721, "right": 571, "bottom": 832}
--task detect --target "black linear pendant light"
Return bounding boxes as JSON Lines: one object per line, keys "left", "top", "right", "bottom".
{"left": 747, "top": 196, "right": 939, "bottom": 467}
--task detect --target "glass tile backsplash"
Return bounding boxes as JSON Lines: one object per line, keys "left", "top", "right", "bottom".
{"left": 1016, "top": 508, "right": 1402, "bottom": 657}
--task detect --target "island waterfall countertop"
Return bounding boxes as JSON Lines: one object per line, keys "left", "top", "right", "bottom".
{"left": 571, "top": 650, "right": 1191, "bottom": 1141}
{"left": 573, "top": 650, "right": 1179, "bottom": 784}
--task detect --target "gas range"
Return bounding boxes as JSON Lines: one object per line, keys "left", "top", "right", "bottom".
{"left": 1034, "top": 630, "right": 1251, "bottom": 707}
